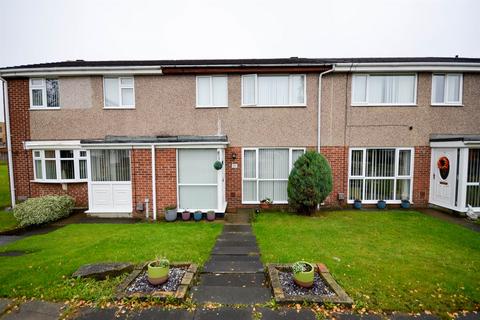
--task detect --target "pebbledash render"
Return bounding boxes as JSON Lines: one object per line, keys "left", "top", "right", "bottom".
{"left": 1, "top": 57, "right": 480, "bottom": 218}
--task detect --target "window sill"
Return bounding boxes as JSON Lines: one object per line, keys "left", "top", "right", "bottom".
{"left": 241, "top": 104, "right": 306, "bottom": 108}
{"left": 241, "top": 201, "right": 288, "bottom": 205}
{"left": 30, "top": 107, "right": 61, "bottom": 111}
{"left": 351, "top": 104, "right": 417, "bottom": 107}
{"left": 103, "top": 106, "right": 136, "bottom": 110}
{"left": 431, "top": 104, "right": 464, "bottom": 107}
{"left": 195, "top": 105, "right": 229, "bottom": 109}
{"left": 31, "top": 180, "right": 87, "bottom": 184}
{"left": 347, "top": 200, "right": 412, "bottom": 205}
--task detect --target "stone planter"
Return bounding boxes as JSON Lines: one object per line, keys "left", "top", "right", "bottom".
{"left": 293, "top": 261, "right": 315, "bottom": 288}
{"left": 206, "top": 210, "right": 215, "bottom": 221}
{"left": 147, "top": 261, "right": 169, "bottom": 285}
{"left": 193, "top": 211, "right": 203, "bottom": 221}
{"left": 165, "top": 208, "right": 177, "bottom": 222}
{"left": 182, "top": 211, "right": 191, "bottom": 221}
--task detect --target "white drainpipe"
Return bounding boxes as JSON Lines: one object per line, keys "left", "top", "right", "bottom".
{"left": 0, "top": 78, "right": 15, "bottom": 208}
{"left": 317, "top": 65, "right": 335, "bottom": 152}
{"left": 151, "top": 144, "right": 157, "bottom": 220}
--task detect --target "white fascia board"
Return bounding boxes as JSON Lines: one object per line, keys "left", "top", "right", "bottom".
{"left": 334, "top": 62, "right": 480, "bottom": 73}
{"left": 0, "top": 66, "right": 163, "bottom": 77}
{"left": 82, "top": 142, "right": 229, "bottom": 149}
{"left": 24, "top": 140, "right": 82, "bottom": 150}
{"left": 429, "top": 141, "right": 467, "bottom": 148}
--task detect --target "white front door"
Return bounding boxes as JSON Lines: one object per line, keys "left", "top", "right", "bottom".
{"left": 88, "top": 149, "right": 132, "bottom": 214}
{"left": 430, "top": 148, "right": 458, "bottom": 209}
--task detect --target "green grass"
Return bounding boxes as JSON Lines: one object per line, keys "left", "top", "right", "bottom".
{"left": 0, "top": 163, "right": 10, "bottom": 208}
{"left": 0, "top": 222, "right": 222, "bottom": 301}
{"left": 0, "top": 210, "right": 17, "bottom": 232}
{"left": 253, "top": 210, "right": 480, "bottom": 314}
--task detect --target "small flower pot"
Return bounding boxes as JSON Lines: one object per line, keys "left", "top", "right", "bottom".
{"left": 165, "top": 208, "right": 177, "bottom": 222}
{"left": 377, "top": 200, "right": 387, "bottom": 209}
{"left": 182, "top": 211, "right": 191, "bottom": 221}
{"left": 206, "top": 210, "right": 216, "bottom": 221}
{"left": 401, "top": 200, "right": 411, "bottom": 209}
{"left": 147, "top": 261, "right": 169, "bottom": 285}
{"left": 353, "top": 200, "right": 362, "bottom": 209}
{"left": 259, "top": 203, "right": 271, "bottom": 210}
{"left": 293, "top": 261, "right": 315, "bottom": 288}
{"left": 193, "top": 211, "right": 203, "bottom": 221}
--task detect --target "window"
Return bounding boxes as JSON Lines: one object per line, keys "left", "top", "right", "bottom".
{"left": 241, "top": 74, "right": 306, "bottom": 106}
{"left": 90, "top": 149, "right": 130, "bottom": 181}
{"left": 431, "top": 74, "right": 463, "bottom": 105}
{"left": 29, "top": 78, "right": 60, "bottom": 109}
{"left": 352, "top": 74, "right": 417, "bottom": 106}
{"left": 33, "top": 150, "right": 88, "bottom": 182}
{"left": 104, "top": 77, "right": 135, "bottom": 108}
{"left": 348, "top": 148, "right": 413, "bottom": 203}
{"left": 242, "top": 148, "right": 305, "bottom": 203}
{"left": 196, "top": 76, "right": 228, "bottom": 107}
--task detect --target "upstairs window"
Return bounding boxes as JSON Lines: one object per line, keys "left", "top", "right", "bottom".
{"left": 33, "top": 149, "right": 88, "bottom": 182}
{"left": 104, "top": 77, "right": 135, "bottom": 108}
{"left": 242, "top": 74, "right": 306, "bottom": 107}
{"left": 29, "top": 78, "right": 59, "bottom": 109}
{"left": 431, "top": 74, "right": 463, "bottom": 105}
{"left": 196, "top": 76, "right": 228, "bottom": 107}
{"left": 352, "top": 74, "right": 417, "bottom": 106}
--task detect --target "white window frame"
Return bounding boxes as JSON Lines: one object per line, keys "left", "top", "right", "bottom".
{"left": 351, "top": 73, "right": 418, "bottom": 107}
{"left": 347, "top": 147, "right": 414, "bottom": 204}
{"left": 32, "top": 149, "right": 88, "bottom": 183}
{"left": 103, "top": 76, "right": 135, "bottom": 109}
{"left": 431, "top": 73, "right": 463, "bottom": 106}
{"left": 241, "top": 74, "right": 307, "bottom": 107}
{"left": 29, "top": 78, "right": 60, "bottom": 110}
{"left": 241, "top": 147, "right": 306, "bottom": 204}
{"left": 195, "top": 75, "right": 228, "bottom": 108}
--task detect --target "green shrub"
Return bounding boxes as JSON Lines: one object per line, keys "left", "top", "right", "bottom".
{"left": 13, "top": 195, "right": 75, "bottom": 227}
{"left": 287, "top": 151, "right": 333, "bottom": 215}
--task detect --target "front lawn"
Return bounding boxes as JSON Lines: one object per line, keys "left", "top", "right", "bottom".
{"left": 0, "top": 210, "right": 17, "bottom": 232}
{"left": 0, "top": 162, "right": 10, "bottom": 208}
{"left": 0, "top": 222, "right": 222, "bottom": 301}
{"left": 253, "top": 210, "right": 480, "bottom": 314}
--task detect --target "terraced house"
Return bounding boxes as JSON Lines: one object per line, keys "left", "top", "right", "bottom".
{"left": 1, "top": 57, "right": 479, "bottom": 218}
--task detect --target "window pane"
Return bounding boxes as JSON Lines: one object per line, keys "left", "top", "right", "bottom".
{"left": 212, "top": 76, "right": 228, "bottom": 106}
{"left": 244, "top": 150, "right": 256, "bottom": 178}
{"left": 178, "top": 149, "right": 217, "bottom": 184}
{"left": 35, "top": 160, "right": 43, "bottom": 179}
{"left": 197, "top": 77, "right": 211, "bottom": 106}
{"left": 398, "top": 150, "right": 411, "bottom": 176}
{"left": 34, "top": 151, "right": 41, "bottom": 158}
{"left": 466, "top": 185, "right": 480, "bottom": 207}
{"left": 368, "top": 75, "right": 385, "bottom": 103}
{"left": 395, "top": 75, "right": 415, "bottom": 104}
{"left": 91, "top": 149, "right": 130, "bottom": 181}
{"left": 349, "top": 179, "right": 363, "bottom": 200}
{"left": 121, "top": 88, "right": 134, "bottom": 106}
{"left": 365, "top": 179, "right": 394, "bottom": 200}
{"left": 79, "top": 151, "right": 87, "bottom": 157}
{"left": 292, "top": 150, "right": 304, "bottom": 166}
{"left": 273, "top": 180, "right": 288, "bottom": 202}
{"left": 242, "top": 75, "right": 256, "bottom": 105}
{"left": 179, "top": 185, "right": 217, "bottom": 209}
{"left": 350, "top": 150, "right": 363, "bottom": 176}
{"left": 258, "top": 76, "right": 289, "bottom": 105}
{"left": 46, "top": 79, "right": 59, "bottom": 107}
{"left": 60, "top": 150, "right": 73, "bottom": 158}
{"left": 45, "top": 150, "right": 56, "bottom": 158}
{"left": 353, "top": 75, "right": 367, "bottom": 103}
{"left": 467, "top": 149, "right": 480, "bottom": 183}
{"left": 45, "top": 160, "right": 57, "bottom": 179}
{"left": 79, "top": 159, "right": 87, "bottom": 179}
{"left": 120, "top": 77, "right": 133, "bottom": 86}
{"left": 61, "top": 160, "right": 75, "bottom": 179}
{"left": 258, "top": 149, "right": 289, "bottom": 179}
{"left": 368, "top": 75, "right": 415, "bottom": 104}
{"left": 31, "top": 78, "right": 43, "bottom": 86}
{"left": 259, "top": 180, "right": 274, "bottom": 201}
{"left": 395, "top": 179, "right": 411, "bottom": 200}
{"left": 242, "top": 181, "right": 257, "bottom": 202}
{"left": 104, "top": 78, "right": 119, "bottom": 106}
{"left": 291, "top": 75, "right": 305, "bottom": 104}
{"left": 446, "top": 75, "right": 461, "bottom": 102}
{"left": 32, "top": 89, "right": 43, "bottom": 106}
{"left": 366, "top": 149, "right": 395, "bottom": 177}
{"left": 433, "top": 75, "right": 445, "bottom": 103}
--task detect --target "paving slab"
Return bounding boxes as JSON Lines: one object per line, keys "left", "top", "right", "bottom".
{"left": 211, "top": 246, "right": 259, "bottom": 255}
{"left": 456, "top": 312, "right": 480, "bottom": 320}
{"left": 213, "top": 240, "right": 257, "bottom": 247}
{"left": 217, "top": 235, "right": 257, "bottom": 242}
{"left": 223, "top": 225, "right": 252, "bottom": 232}
{"left": 389, "top": 313, "right": 439, "bottom": 319}
{"left": 257, "top": 307, "right": 316, "bottom": 320}
{"left": 2, "top": 300, "right": 63, "bottom": 320}
{"left": 194, "top": 307, "right": 253, "bottom": 320}
{"left": 203, "top": 260, "right": 264, "bottom": 273}
{"left": 329, "top": 312, "right": 383, "bottom": 320}
{"left": 73, "top": 307, "right": 121, "bottom": 320}
{"left": 198, "top": 273, "right": 266, "bottom": 287}
{"left": 128, "top": 307, "right": 194, "bottom": 320}
{"left": 0, "top": 236, "right": 23, "bottom": 247}
{"left": 0, "top": 298, "right": 12, "bottom": 315}
{"left": 191, "top": 285, "right": 271, "bottom": 304}
{"left": 206, "top": 254, "right": 261, "bottom": 262}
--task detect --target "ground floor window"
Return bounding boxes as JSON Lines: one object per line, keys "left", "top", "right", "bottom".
{"left": 90, "top": 149, "right": 130, "bottom": 181}
{"left": 348, "top": 148, "right": 414, "bottom": 202}
{"left": 242, "top": 148, "right": 305, "bottom": 204}
{"left": 467, "top": 149, "right": 480, "bottom": 208}
{"left": 33, "top": 149, "right": 88, "bottom": 182}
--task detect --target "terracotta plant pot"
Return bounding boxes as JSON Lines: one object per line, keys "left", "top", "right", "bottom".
{"left": 293, "top": 261, "right": 315, "bottom": 288}
{"left": 147, "top": 261, "right": 169, "bottom": 285}
{"left": 206, "top": 210, "right": 216, "bottom": 221}
{"left": 182, "top": 211, "right": 191, "bottom": 221}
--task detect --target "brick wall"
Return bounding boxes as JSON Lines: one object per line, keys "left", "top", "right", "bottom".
{"left": 156, "top": 148, "right": 177, "bottom": 217}
{"left": 413, "top": 146, "right": 431, "bottom": 206}
{"left": 131, "top": 149, "right": 152, "bottom": 217}
{"left": 225, "top": 147, "right": 242, "bottom": 212}
{"left": 31, "top": 183, "right": 88, "bottom": 206}
{"left": 320, "top": 146, "right": 349, "bottom": 208}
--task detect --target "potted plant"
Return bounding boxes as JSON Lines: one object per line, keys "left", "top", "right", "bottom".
{"left": 259, "top": 198, "right": 272, "bottom": 209}
{"left": 292, "top": 261, "right": 314, "bottom": 288}
{"left": 401, "top": 199, "right": 411, "bottom": 209}
{"left": 206, "top": 210, "right": 216, "bottom": 221}
{"left": 377, "top": 199, "right": 387, "bottom": 209}
{"left": 147, "top": 257, "right": 170, "bottom": 285}
{"left": 164, "top": 205, "right": 177, "bottom": 222}
{"left": 182, "top": 210, "right": 191, "bottom": 221}
{"left": 353, "top": 199, "right": 362, "bottom": 209}
{"left": 193, "top": 210, "right": 203, "bottom": 221}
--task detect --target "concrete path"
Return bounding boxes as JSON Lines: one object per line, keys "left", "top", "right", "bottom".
{"left": 418, "top": 208, "right": 480, "bottom": 233}
{"left": 0, "top": 300, "right": 62, "bottom": 320}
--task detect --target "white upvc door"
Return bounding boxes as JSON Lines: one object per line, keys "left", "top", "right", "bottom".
{"left": 88, "top": 149, "right": 132, "bottom": 214}
{"left": 466, "top": 148, "right": 480, "bottom": 210}
{"left": 430, "top": 148, "right": 458, "bottom": 210}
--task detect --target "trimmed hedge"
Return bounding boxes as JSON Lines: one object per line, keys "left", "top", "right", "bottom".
{"left": 287, "top": 151, "right": 333, "bottom": 215}
{"left": 13, "top": 195, "right": 75, "bottom": 227}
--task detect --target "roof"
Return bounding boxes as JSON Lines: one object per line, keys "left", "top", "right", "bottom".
{"left": 430, "top": 134, "right": 480, "bottom": 142}
{"left": 81, "top": 135, "right": 228, "bottom": 144}
{"left": 2, "top": 57, "right": 480, "bottom": 70}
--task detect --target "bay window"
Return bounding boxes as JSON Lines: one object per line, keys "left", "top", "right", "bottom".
{"left": 241, "top": 74, "right": 306, "bottom": 107}
{"left": 196, "top": 76, "right": 228, "bottom": 107}
{"left": 348, "top": 148, "right": 413, "bottom": 202}
{"left": 431, "top": 74, "right": 463, "bottom": 105}
{"left": 29, "top": 78, "right": 60, "bottom": 109}
{"left": 242, "top": 148, "right": 305, "bottom": 203}
{"left": 33, "top": 150, "right": 88, "bottom": 182}
{"left": 104, "top": 77, "right": 135, "bottom": 108}
{"left": 352, "top": 74, "right": 417, "bottom": 106}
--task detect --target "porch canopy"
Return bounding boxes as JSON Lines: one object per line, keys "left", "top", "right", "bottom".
{"left": 80, "top": 134, "right": 228, "bottom": 147}
{"left": 430, "top": 134, "right": 480, "bottom": 147}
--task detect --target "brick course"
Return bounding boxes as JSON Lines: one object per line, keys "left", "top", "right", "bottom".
{"left": 155, "top": 148, "right": 177, "bottom": 217}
